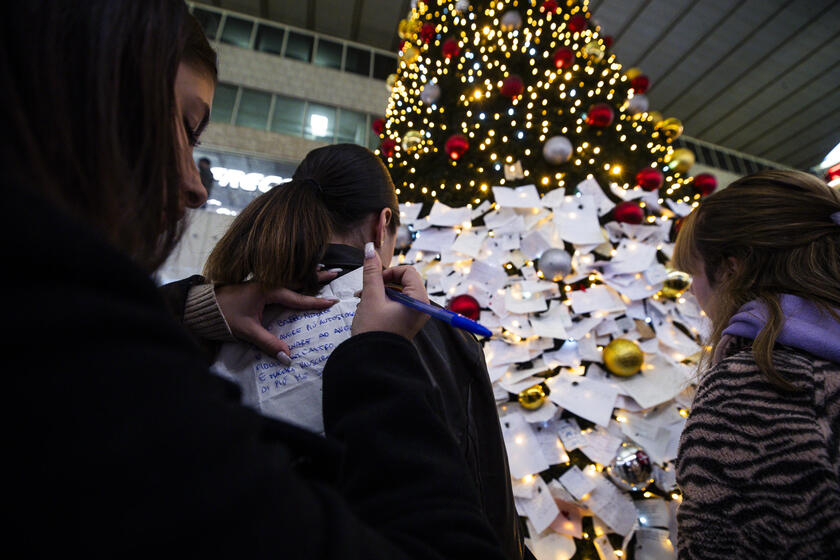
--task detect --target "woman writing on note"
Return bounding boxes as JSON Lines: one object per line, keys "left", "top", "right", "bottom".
{"left": 205, "top": 143, "right": 522, "bottom": 560}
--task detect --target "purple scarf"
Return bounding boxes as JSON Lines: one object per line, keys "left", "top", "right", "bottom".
{"left": 722, "top": 294, "right": 840, "bottom": 364}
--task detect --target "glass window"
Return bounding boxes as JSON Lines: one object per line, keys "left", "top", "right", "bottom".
{"left": 304, "top": 103, "right": 336, "bottom": 141}
{"left": 699, "top": 145, "right": 716, "bottom": 168}
{"left": 270, "top": 96, "right": 306, "bottom": 136}
{"left": 373, "top": 53, "right": 398, "bottom": 81}
{"left": 743, "top": 158, "right": 758, "bottom": 174}
{"left": 314, "top": 39, "right": 343, "bottom": 70}
{"left": 727, "top": 154, "right": 744, "bottom": 174}
{"left": 219, "top": 16, "right": 253, "bottom": 49}
{"left": 235, "top": 88, "right": 272, "bottom": 130}
{"left": 337, "top": 109, "right": 367, "bottom": 145}
{"left": 192, "top": 7, "right": 221, "bottom": 41}
{"left": 285, "top": 32, "right": 314, "bottom": 62}
{"left": 211, "top": 83, "right": 239, "bottom": 124}
{"left": 255, "top": 24, "right": 285, "bottom": 55}
{"left": 368, "top": 129, "right": 381, "bottom": 151}
{"left": 344, "top": 46, "right": 371, "bottom": 76}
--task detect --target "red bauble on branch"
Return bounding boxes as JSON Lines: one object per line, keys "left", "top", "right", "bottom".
{"left": 586, "top": 103, "right": 614, "bottom": 127}
{"left": 567, "top": 14, "right": 587, "bottom": 32}
{"left": 603, "top": 35, "right": 614, "bottom": 48}
{"left": 500, "top": 74, "right": 524, "bottom": 98}
{"left": 614, "top": 201, "right": 644, "bottom": 224}
{"left": 540, "top": 0, "right": 559, "bottom": 13}
{"left": 445, "top": 134, "right": 469, "bottom": 160}
{"left": 448, "top": 294, "right": 480, "bottom": 321}
{"left": 693, "top": 173, "right": 718, "bottom": 196}
{"left": 441, "top": 37, "right": 460, "bottom": 59}
{"left": 380, "top": 138, "right": 397, "bottom": 158}
{"left": 636, "top": 167, "right": 664, "bottom": 191}
{"left": 630, "top": 75, "right": 650, "bottom": 94}
{"left": 372, "top": 117, "right": 385, "bottom": 136}
{"left": 398, "top": 39, "right": 406, "bottom": 52}
{"left": 553, "top": 47, "right": 575, "bottom": 69}
{"left": 420, "top": 22, "right": 436, "bottom": 44}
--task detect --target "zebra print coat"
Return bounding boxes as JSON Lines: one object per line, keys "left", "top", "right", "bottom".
{"left": 676, "top": 340, "right": 840, "bottom": 559}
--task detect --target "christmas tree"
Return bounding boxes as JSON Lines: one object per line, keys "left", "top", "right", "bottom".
{"left": 376, "top": 1, "right": 716, "bottom": 559}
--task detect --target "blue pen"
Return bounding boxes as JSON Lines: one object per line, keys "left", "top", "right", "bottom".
{"left": 385, "top": 287, "right": 493, "bottom": 338}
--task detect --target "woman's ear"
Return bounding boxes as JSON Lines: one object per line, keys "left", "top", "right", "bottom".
{"left": 720, "top": 257, "right": 740, "bottom": 282}
{"left": 374, "top": 208, "right": 392, "bottom": 248}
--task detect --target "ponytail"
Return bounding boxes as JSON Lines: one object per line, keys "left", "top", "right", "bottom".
{"left": 204, "top": 179, "right": 331, "bottom": 294}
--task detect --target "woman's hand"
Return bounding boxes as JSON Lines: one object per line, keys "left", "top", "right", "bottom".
{"left": 352, "top": 242, "right": 429, "bottom": 339}
{"left": 216, "top": 270, "right": 339, "bottom": 363}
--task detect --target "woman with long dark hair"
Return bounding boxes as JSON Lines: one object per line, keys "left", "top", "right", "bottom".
{"left": 205, "top": 143, "right": 522, "bottom": 559}
{"left": 2, "top": 2, "right": 506, "bottom": 557}
{"left": 673, "top": 170, "right": 840, "bottom": 558}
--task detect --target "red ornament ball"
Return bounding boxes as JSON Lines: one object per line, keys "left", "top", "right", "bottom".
{"left": 630, "top": 75, "right": 650, "bottom": 94}
{"left": 614, "top": 201, "right": 644, "bottom": 225}
{"left": 441, "top": 37, "right": 460, "bottom": 59}
{"left": 380, "top": 138, "right": 397, "bottom": 158}
{"left": 586, "top": 103, "right": 614, "bottom": 127}
{"left": 445, "top": 134, "right": 469, "bottom": 160}
{"left": 693, "top": 173, "right": 718, "bottom": 196}
{"left": 398, "top": 39, "right": 406, "bottom": 52}
{"left": 420, "top": 22, "right": 436, "bottom": 44}
{"left": 541, "top": 0, "right": 559, "bottom": 13}
{"left": 448, "top": 294, "right": 481, "bottom": 321}
{"left": 500, "top": 74, "right": 524, "bottom": 98}
{"left": 568, "top": 14, "right": 587, "bottom": 32}
{"left": 371, "top": 117, "right": 385, "bottom": 136}
{"left": 635, "top": 167, "right": 664, "bottom": 191}
{"left": 553, "top": 47, "right": 575, "bottom": 69}
{"left": 603, "top": 35, "right": 614, "bottom": 48}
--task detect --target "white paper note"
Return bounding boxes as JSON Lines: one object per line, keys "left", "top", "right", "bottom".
{"left": 568, "top": 285, "right": 627, "bottom": 315}
{"left": 546, "top": 372, "right": 619, "bottom": 427}
{"left": 493, "top": 184, "right": 542, "bottom": 208}
{"left": 500, "top": 412, "right": 551, "bottom": 478}
{"left": 411, "top": 227, "right": 458, "bottom": 252}
{"left": 519, "top": 475, "right": 561, "bottom": 533}
{"left": 587, "top": 477, "right": 638, "bottom": 536}
{"left": 558, "top": 465, "right": 597, "bottom": 500}
{"left": 427, "top": 200, "right": 472, "bottom": 226}
{"left": 555, "top": 195, "right": 605, "bottom": 244}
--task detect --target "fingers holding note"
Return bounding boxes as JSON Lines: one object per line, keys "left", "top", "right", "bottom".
{"left": 352, "top": 242, "right": 429, "bottom": 339}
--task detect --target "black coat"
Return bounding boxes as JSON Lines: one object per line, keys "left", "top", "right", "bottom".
{"left": 5, "top": 183, "right": 506, "bottom": 559}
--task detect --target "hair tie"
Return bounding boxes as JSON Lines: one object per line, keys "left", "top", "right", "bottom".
{"left": 831, "top": 211, "right": 840, "bottom": 226}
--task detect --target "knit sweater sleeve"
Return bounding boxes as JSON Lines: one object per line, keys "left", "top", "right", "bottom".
{"left": 675, "top": 347, "right": 840, "bottom": 559}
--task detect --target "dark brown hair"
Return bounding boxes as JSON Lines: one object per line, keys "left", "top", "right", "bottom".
{"left": 0, "top": 0, "right": 200, "bottom": 271}
{"left": 205, "top": 144, "right": 400, "bottom": 293}
{"left": 673, "top": 170, "right": 840, "bottom": 387}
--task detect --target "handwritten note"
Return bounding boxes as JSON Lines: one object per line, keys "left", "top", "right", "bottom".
{"left": 212, "top": 268, "right": 363, "bottom": 433}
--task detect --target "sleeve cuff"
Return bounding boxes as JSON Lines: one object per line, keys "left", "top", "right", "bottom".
{"left": 183, "top": 284, "right": 235, "bottom": 342}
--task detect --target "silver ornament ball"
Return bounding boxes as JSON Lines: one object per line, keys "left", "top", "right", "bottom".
{"left": 537, "top": 248, "right": 572, "bottom": 281}
{"left": 395, "top": 224, "right": 413, "bottom": 250}
{"left": 627, "top": 94, "right": 649, "bottom": 115}
{"left": 607, "top": 443, "right": 653, "bottom": 491}
{"left": 455, "top": 0, "right": 470, "bottom": 12}
{"left": 500, "top": 10, "right": 523, "bottom": 31}
{"left": 420, "top": 82, "right": 441, "bottom": 105}
{"left": 542, "top": 136, "right": 573, "bottom": 165}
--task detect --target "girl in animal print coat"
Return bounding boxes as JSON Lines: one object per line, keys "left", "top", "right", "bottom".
{"left": 672, "top": 170, "right": 840, "bottom": 559}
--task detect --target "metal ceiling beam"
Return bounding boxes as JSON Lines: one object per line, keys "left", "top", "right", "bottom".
{"left": 790, "top": 133, "right": 840, "bottom": 168}
{"left": 732, "top": 83, "right": 840, "bottom": 153}
{"left": 350, "top": 0, "right": 364, "bottom": 42}
{"left": 658, "top": 0, "right": 793, "bottom": 113}
{"left": 683, "top": 3, "right": 838, "bottom": 129}
{"left": 756, "top": 105, "right": 839, "bottom": 161}
{"left": 770, "top": 114, "right": 840, "bottom": 163}
{"left": 611, "top": 0, "right": 655, "bottom": 46}
{"left": 588, "top": 0, "right": 605, "bottom": 17}
{"left": 630, "top": 0, "right": 699, "bottom": 69}
{"left": 645, "top": 1, "right": 740, "bottom": 96}
{"left": 696, "top": 30, "right": 840, "bottom": 140}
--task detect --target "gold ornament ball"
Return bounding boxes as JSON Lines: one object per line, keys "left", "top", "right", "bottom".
{"left": 661, "top": 270, "right": 692, "bottom": 298}
{"left": 398, "top": 18, "right": 421, "bottom": 39}
{"left": 656, "top": 117, "right": 684, "bottom": 140}
{"left": 518, "top": 384, "right": 547, "bottom": 410}
{"left": 603, "top": 339, "right": 644, "bottom": 377}
{"left": 666, "top": 148, "right": 696, "bottom": 173}
{"left": 402, "top": 130, "right": 423, "bottom": 152}
{"left": 386, "top": 73, "right": 399, "bottom": 91}
{"left": 403, "top": 45, "right": 421, "bottom": 64}
{"left": 625, "top": 67, "right": 642, "bottom": 80}
{"left": 582, "top": 41, "right": 605, "bottom": 62}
